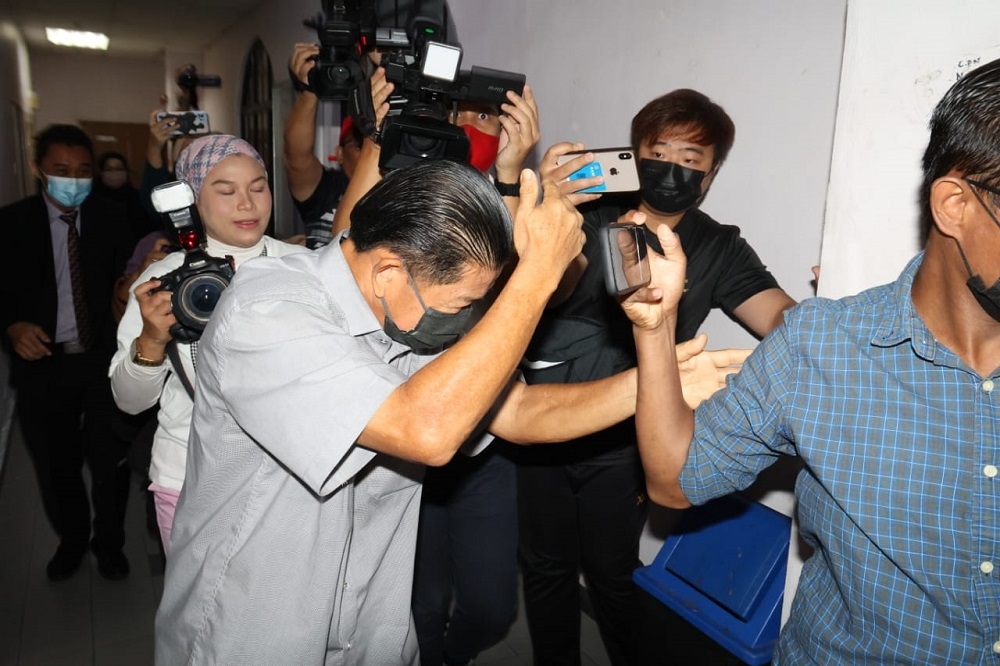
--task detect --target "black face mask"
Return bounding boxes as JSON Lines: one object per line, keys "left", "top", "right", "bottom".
{"left": 380, "top": 274, "right": 474, "bottom": 354}
{"left": 639, "top": 159, "right": 706, "bottom": 214}
{"left": 961, "top": 180, "right": 1000, "bottom": 323}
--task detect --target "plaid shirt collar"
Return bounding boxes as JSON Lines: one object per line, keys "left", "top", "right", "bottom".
{"left": 870, "top": 252, "right": 939, "bottom": 363}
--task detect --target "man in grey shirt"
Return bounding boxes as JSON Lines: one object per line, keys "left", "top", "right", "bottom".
{"left": 154, "top": 160, "right": 659, "bottom": 665}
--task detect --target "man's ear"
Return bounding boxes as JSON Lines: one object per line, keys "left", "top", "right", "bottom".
{"left": 30, "top": 162, "right": 42, "bottom": 181}
{"left": 369, "top": 251, "right": 406, "bottom": 299}
{"left": 929, "top": 176, "right": 969, "bottom": 242}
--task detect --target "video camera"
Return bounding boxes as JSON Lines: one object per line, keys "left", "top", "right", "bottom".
{"left": 304, "top": 0, "right": 525, "bottom": 171}
{"left": 149, "top": 181, "right": 235, "bottom": 343}
{"left": 176, "top": 64, "right": 222, "bottom": 111}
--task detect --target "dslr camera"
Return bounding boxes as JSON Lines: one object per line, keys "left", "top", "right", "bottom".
{"left": 149, "top": 181, "right": 235, "bottom": 343}
{"left": 304, "top": 0, "right": 525, "bottom": 171}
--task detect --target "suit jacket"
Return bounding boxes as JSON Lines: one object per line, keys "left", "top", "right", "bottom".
{"left": 0, "top": 192, "right": 134, "bottom": 386}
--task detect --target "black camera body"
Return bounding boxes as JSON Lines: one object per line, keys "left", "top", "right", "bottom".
{"left": 152, "top": 251, "right": 235, "bottom": 344}
{"left": 303, "top": 0, "right": 377, "bottom": 100}
{"left": 360, "top": 24, "right": 525, "bottom": 171}
{"left": 149, "top": 181, "right": 235, "bottom": 344}
{"left": 305, "top": 0, "right": 525, "bottom": 171}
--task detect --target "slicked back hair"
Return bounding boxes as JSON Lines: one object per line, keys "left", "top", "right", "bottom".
{"left": 34, "top": 124, "right": 94, "bottom": 165}
{"left": 921, "top": 58, "right": 1000, "bottom": 240}
{"left": 350, "top": 160, "right": 514, "bottom": 284}
{"left": 630, "top": 89, "right": 736, "bottom": 169}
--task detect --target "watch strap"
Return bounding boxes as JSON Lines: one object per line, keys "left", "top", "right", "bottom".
{"left": 494, "top": 179, "right": 520, "bottom": 197}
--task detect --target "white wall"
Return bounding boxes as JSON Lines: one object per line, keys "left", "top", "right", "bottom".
{"left": 198, "top": 0, "right": 319, "bottom": 135}
{"left": 820, "top": 0, "right": 1000, "bottom": 299}
{"left": 0, "top": 22, "right": 32, "bottom": 206}
{"left": 29, "top": 49, "right": 164, "bottom": 129}
{"left": 449, "top": 0, "right": 845, "bottom": 351}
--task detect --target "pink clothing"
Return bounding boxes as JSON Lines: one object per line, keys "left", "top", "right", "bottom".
{"left": 149, "top": 482, "right": 181, "bottom": 556}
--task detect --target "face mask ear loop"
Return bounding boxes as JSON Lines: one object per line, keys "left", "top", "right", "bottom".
{"left": 955, "top": 180, "right": 1000, "bottom": 279}
{"left": 967, "top": 179, "right": 1000, "bottom": 232}
{"left": 402, "top": 267, "right": 431, "bottom": 312}
{"left": 951, "top": 237, "right": 977, "bottom": 280}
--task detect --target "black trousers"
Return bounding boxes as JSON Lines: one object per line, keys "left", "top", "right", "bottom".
{"left": 412, "top": 444, "right": 519, "bottom": 666}
{"left": 15, "top": 350, "right": 130, "bottom": 554}
{"left": 516, "top": 432, "right": 647, "bottom": 666}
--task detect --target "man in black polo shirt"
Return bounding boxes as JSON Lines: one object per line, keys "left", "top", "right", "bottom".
{"left": 518, "top": 89, "right": 797, "bottom": 665}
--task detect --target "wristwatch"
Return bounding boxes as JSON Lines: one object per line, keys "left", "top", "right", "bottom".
{"left": 132, "top": 338, "right": 165, "bottom": 367}
{"left": 494, "top": 180, "right": 520, "bottom": 197}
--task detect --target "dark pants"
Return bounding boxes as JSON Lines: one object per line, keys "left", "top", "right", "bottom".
{"left": 15, "top": 350, "right": 130, "bottom": 555}
{"left": 412, "top": 444, "right": 519, "bottom": 666}
{"left": 516, "top": 435, "right": 647, "bottom": 666}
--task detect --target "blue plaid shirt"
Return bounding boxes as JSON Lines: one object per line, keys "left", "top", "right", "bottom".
{"left": 681, "top": 253, "right": 1000, "bottom": 664}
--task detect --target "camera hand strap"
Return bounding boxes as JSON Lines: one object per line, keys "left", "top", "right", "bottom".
{"left": 167, "top": 342, "right": 196, "bottom": 400}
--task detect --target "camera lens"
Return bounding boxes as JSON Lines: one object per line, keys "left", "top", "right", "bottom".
{"left": 176, "top": 273, "right": 229, "bottom": 329}
{"left": 619, "top": 152, "right": 632, "bottom": 160}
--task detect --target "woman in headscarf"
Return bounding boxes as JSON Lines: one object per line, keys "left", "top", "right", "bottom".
{"left": 109, "top": 135, "right": 307, "bottom": 554}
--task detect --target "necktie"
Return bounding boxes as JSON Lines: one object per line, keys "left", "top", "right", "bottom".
{"left": 59, "top": 211, "right": 93, "bottom": 348}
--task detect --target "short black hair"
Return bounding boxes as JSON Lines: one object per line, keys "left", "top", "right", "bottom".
{"left": 34, "top": 124, "right": 94, "bottom": 165}
{"left": 920, "top": 58, "right": 1000, "bottom": 240}
{"left": 631, "top": 89, "right": 736, "bottom": 169}
{"left": 350, "top": 160, "right": 514, "bottom": 284}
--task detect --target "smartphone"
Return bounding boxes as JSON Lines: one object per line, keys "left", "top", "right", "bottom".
{"left": 556, "top": 147, "right": 640, "bottom": 194}
{"left": 599, "top": 222, "right": 651, "bottom": 296}
{"left": 155, "top": 110, "right": 211, "bottom": 136}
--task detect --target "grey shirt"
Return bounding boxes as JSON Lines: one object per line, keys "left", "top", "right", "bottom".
{"left": 154, "top": 236, "right": 484, "bottom": 665}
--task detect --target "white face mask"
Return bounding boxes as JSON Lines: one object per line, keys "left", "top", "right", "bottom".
{"left": 101, "top": 170, "right": 128, "bottom": 189}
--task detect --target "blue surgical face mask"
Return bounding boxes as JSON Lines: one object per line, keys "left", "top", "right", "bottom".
{"left": 45, "top": 174, "right": 92, "bottom": 208}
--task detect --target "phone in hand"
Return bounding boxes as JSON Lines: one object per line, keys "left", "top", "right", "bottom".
{"left": 556, "top": 147, "right": 640, "bottom": 194}
{"left": 155, "top": 110, "right": 211, "bottom": 136}
{"left": 599, "top": 222, "right": 651, "bottom": 296}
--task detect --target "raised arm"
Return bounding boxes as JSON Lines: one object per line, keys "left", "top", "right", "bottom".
{"left": 332, "top": 67, "right": 393, "bottom": 235}
{"left": 537, "top": 141, "right": 605, "bottom": 306}
{"left": 358, "top": 171, "right": 585, "bottom": 465}
{"left": 619, "top": 223, "right": 696, "bottom": 507}
{"left": 283, "top": 43, "right": 325, "bottom": 203}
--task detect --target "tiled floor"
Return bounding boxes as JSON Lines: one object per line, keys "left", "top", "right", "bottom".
{"left": 0, "top": 421, "right": 613, "bottom": 666}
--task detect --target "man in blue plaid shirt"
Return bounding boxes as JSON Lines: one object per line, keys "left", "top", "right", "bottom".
{"left": 621, "top": 57, "right": 1000, "bottom": 663}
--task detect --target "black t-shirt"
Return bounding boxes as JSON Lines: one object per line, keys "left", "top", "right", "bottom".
{"left": 526, "top": 196, "right": 780, "bottom": 382}
{"left": 519, "top": 197, "right": 779, "bottom": 459}
{"left": 294, "top": 167, "right": 349, "bottom": 249}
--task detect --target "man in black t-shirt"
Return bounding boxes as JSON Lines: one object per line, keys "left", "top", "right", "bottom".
{"left": 518, "top": 89, "right": 797, "bottom": 666}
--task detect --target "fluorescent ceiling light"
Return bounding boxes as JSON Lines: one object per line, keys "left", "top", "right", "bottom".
{"left": 46, "top": 28, "right": 109, "bottom": 50}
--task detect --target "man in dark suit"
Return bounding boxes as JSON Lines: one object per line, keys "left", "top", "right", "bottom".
{"left": 0, "top": 124, "right": 134, "bottom": 581}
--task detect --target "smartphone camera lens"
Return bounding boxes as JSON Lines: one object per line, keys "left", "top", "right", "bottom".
{"left": 619, "top": 152, "right": 632, "bottom": 160}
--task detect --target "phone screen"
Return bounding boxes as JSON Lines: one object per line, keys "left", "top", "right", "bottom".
{"left": 599, "top": 222, "right": 650, "bottom": 296}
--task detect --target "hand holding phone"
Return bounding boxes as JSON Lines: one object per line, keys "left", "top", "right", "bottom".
{"left": 599, "top": 222, "right": 651, "bottom": 296}
{"left": 556, "top": 147, "right": 640, "bottom": 194}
